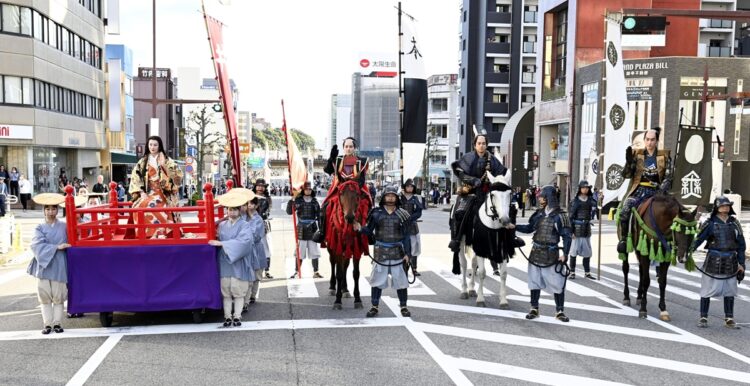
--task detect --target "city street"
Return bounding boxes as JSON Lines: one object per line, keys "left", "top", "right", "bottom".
{"left": 1, "top": 200, "right": 749, "bottom": 385}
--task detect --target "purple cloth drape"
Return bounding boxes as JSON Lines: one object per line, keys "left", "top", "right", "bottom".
{"left": 67, "top": 244, "right": 221, "bottom": 313}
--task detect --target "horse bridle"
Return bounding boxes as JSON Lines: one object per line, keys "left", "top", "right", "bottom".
{"left": 484, "top": 183, "right": 510, "bottom": 221}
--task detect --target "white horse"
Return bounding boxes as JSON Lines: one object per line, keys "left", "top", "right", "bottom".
{"left": 456, "top": 171, "right": 513, "bottom": 308}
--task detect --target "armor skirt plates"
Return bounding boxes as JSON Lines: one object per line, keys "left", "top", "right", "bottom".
{"left": 527, "top": 263, "right": 566, "bottom": 294}
{"left": 569, "top": 236, "right": 592, "bottom": 258}
{"left": 700, "top": 275, "right": 738, "bottom": 298}
{"left": 370, "top": 262, "right": 409, "bottom": 290}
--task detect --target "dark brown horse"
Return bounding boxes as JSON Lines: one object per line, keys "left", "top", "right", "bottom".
{"left": 621, "top": 193, "right": 697, "bottom": 320}
{"left": 324, "top": 180, "right": 371, "bottom": 309}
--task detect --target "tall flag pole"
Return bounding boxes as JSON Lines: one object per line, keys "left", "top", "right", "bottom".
{"left": 399, "top": 3, "right": 428, "bottom": 186}
{"left": 202, "top": 0, "right": 242, "bottom": 187}
{"left": 281, "top": 100, "right": 304, "bottom": 278}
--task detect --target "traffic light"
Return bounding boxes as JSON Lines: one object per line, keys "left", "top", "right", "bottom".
{"left": 523, "top": 150, "right": 529, "bottom": 170}
{"left": 532, "top": 152, "right": 539, "bottom": 169}
{"left": 718, "top": 145, "right": 725, "bottom": 161}
{"left": 212, "top": 103, "right": 223, "bottom": 113}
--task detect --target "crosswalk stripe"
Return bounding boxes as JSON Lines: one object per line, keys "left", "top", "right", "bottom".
{"left": 599, "top": 265, "right": 703, "bottom": 301}
{"left": 504, "top": 295, "right": 632, "bottom": 316}
{"left": 431, "top": 264, "right": 495, "bottom": 295}
{"left": 513, "top": 263, "right": 604, "bottom": 297}
{"left": 285, "top": 257, "right": 319, "bottom": 298}
{"left": 488, "top": 266, "right": 548, "bottom": 296}
{"left": 0, "top": 270, "right": 25, "bottom": 286}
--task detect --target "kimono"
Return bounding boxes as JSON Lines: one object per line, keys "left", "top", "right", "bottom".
{"left": 216, "top": 217, "right": 254, "bottom": 320}
{"left": 245, "top": 212, "right": 267, "bottom": 303}
{"left": 27, "top": 220, "right": 68, "bottom": 327}
{"left": 128, "top": 155, "right": 183, "bottom": 238}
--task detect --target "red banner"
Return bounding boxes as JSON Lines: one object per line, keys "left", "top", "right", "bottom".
{"left": 205, "top": 14, "right": 242, "bottom": 186}
{"left": 281, "top": 102, "right": 307, "bottom": 196}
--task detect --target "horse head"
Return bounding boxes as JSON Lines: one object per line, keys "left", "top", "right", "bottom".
{"left": 338, "top": 180, "right": 362, "bottom": 224}
{"left": 479, "top": 171, "right": 512, "bottom": 229}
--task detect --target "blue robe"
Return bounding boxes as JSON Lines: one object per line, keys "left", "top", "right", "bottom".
{"left": 246, "top": 213, "right": 268, "bottom": 271}
{"left": 27, "top": 220, "right": 68, "bottom": 283}
{"left": 217, "top": 218, "right": 255, "bottom": 282}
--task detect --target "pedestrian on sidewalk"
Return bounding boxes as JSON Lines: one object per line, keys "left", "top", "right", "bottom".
{"left": 210, "top": 192, "right": 255, "bottom": 328}
{"left": 9, "top": 167, "right": 20, "bottom": 198}
{"left": 568, "top": 180, "right": 596, "bottom": 280}
{"left": 19, "top": 174, "right": 31, "bottom": 211}
{"left": 0, "top": 178, "right": 7, "bottom": 217}
{"left": 245, "top": 195, "right": 268, "bottom": 308}
{"left": 354, "top": 186, "right": 412, "bottom": 318}
{"left": 513, "top": 185, "right": 572, "bottom": 322}
{"left": 28, "top": 193, "right": 71, "bottom": 334}
{"left": 400, "top": 179, "right": 423, "bottom": 276}
{"left": 693, "top": 196, "right": 746, "bottom": 329}
{"left": 287, "top": 182, "right": 323, "bottom": 279}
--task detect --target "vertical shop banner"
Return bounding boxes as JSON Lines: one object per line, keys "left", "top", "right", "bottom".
{"left": 601, "top": 18, "right": 633, "bottom": 206}
{"left": 401, "top": 13, "right": 427, "bottom": 181}
{"left": 205, "top": 13, "right": 242, "bottom": 186}
{"left": 671, "top": 126, "right": 713, "bottom": 206}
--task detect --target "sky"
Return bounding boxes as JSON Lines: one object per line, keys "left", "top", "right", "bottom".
{"left": 109, "top": 0, "right": 460, "bottom": 150}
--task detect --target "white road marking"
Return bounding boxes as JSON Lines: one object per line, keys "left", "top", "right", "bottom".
{"left": 420, "top": 323, "right": 750, "bottom": 384}
{"left": 513, "top": 264, "right": 608, "bottom": 297}
{"left": 409, "top": 278, "right": 436, "bottom": 296}
{"left": 504, "top": 295, "right": 633, "bottom": 316}
{"left": 450, "top": 356, "right": 632, "bottom": 386}
{"left": 0, "top": 269, "right": 25, "bottom": 286}
{"left": 430, "top": 263, "right": 495, "bottom": 295}
{"left": 66, "top": 334, "right": 123, "bottom": 386}
{"left": 285, "top": 256, "right": 319, "bottom": 298}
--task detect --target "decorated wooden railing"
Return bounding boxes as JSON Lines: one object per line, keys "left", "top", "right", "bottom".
{"left": 64, "top": 182, "right": 228, "bottom": 247}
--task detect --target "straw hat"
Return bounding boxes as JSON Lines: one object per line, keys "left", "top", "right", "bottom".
{"left": 60, "top": 195, "right": 87, "bottom": 208}
{"left": 32, "top": 193, "right": 66, "bottom": 206}
{"left": 226, "top": 187, "right": 256, "bottom": 202}
{"left": 218, "top": 191, "right": 251, "bottom": 208}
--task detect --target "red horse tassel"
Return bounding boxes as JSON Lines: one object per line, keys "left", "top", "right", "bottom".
{"left": 324, "top": 182, "right": 371, "bottom": 260}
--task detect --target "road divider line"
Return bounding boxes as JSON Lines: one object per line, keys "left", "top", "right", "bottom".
{"left": 66, "top": 334, "right": 123, "bottom": 386}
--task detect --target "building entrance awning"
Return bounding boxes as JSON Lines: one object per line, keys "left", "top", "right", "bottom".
{"left": 111, "top": 152, "right": 138, "bottom": 165}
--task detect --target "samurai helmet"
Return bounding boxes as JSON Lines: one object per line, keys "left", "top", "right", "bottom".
{"left": 538, "top": 185, "right": 559, "bottom": 209}
{"left": 576, "top": 180, "right": 592, "bottom": 196}
{"left": 379, "top": 186, "right": 401, "bottom": 207}
{"left": 712, "top": 196, "right": 736, "bottom": 216}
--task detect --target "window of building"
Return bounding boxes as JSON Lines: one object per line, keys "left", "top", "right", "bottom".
{"left": 430, "top": 124, "right": 448, "bottom": 139}
{"left": 431, "top": 98, "right": 448, "bottom": 112}
{"left": 581, "top": 82, "right": 598, "bottom": 134}
{"left": 489, "top": 34, "right": 509, "bottom": 43}
{"left": 521, "top": 93, "right": 535, "bottom": 107}
{"left": 496, "top": 4, "right": 510, "bottom": 13}
{"left": 32, "top": 10, "right": 43, "bottom": 40}
{"left": 554, "top": 9, "right": 568, "bottom": 85}
{"left": 492, "top": 123, "right": 503, "bottom": 132}
{"left": 3, "top": 76, "right": 22, "bottom": 104}
{"left": 461, "top": 67, "right": 465, "bottom": 79}
{"left": 20, "top": 6, "right": 31, "bottom": 35}
{"left": 494, "top": 63, "right": 510, "bottom": 73}
{"left": 522, "top": 65, "right": 535, "bottom": 83}
{"left": 48, "top": 20, "right": 57, "bottom": 48}
{"left": 462, "top": 38, "right": 466, "bottom": 51}
{"left": 61, "top": 27, "right": 69, "bottom": 54}
{"left": 492, "top": 92, "right": 508, "bottom": 103}
{"left": 2, "top": 4, "right": 20, "bottom": 33}
{"left": 524, "top": 5, "right": 538, "bottom": 23}
{"left": 22, "top": 77, "right": 32, "bottom": 105}
{"left": 463, "top": 10, "right": 466, "bottom": 22}
{"left": 523, "top": 35, "right": 537, "bottom": 53}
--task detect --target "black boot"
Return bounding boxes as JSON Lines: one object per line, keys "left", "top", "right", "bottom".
{"left": 617, "top": 219, "right": 630, "bottom": 254}
{"left": 312, "top": 205, "right": 327, "bottom": 243}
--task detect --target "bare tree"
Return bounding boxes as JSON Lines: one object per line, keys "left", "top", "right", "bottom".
{"left": 185, "top": 105, "right": 226, "bottom": 197}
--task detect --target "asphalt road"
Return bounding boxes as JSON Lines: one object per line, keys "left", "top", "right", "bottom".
{"left": 1, "top": 197, "right": 749, "bottom": 385}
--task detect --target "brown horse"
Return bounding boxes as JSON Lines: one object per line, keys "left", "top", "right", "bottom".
{"left": 324, "top": 180, "right": 371, "bottom": 309}
{"left": 621, "top": 193, "right": 697, "bottom": 320}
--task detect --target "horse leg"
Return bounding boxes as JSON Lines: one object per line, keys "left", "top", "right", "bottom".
{"left": 498, "top": 259, "right": 509, "bottom": 309}
{"left": 342, "top": 259, "right": 351, "bottom": 299}
{"left": 459, "top": 239, "right": 469, "bottom": 299}
{"left": 475, "top": 256, "right": 487, "bottom": 307}
{"left": 468, "top": 248, "right": 478, "bottom": 298}
{"left": 353, "top": 258, "right": 363, "bottom": 309}
{"left": 638, "top": 255, "right": 650, "bottom": 318}
{"left": 622, "top": 255, "right": 631, "bottom": 306}
{"left": 657, "top": 262, "right": 670, "bottom": 321}
{"left": 328, "top": 254, "right": 336, "bottom": 296}
{"left": 333, "top": 260, "right": 345, "bottom": 310}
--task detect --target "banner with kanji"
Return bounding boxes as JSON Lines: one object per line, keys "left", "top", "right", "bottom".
{"left": 670, "top": 125, "right": 713, "bottom": 206}
{"left": 401, "top": 11, "right": 427, "bottom": 181}
{"left": 205, "top": 13, "right": 242, "bottom": 186}
{"left": 601, "top": 18, "right": 633, "bottom": 206}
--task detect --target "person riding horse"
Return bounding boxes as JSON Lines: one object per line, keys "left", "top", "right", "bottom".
{"left": 449, "top": 134, "right": 508, "bottom": 253}
{"left": 313, "top": 137, "right": 369, "bottom": 244}
{"left": 617, "top": 127, "right": 673, "bottom": 254}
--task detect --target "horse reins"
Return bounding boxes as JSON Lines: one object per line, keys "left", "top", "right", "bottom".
{"left": 516, "top": 246, "right": 571, "bottom": 278}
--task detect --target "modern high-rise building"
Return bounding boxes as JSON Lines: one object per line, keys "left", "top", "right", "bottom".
{"left": 350, "top": 72, "right": 399, "bottom": 152}
{"left": 457, "top": 0, "right": 539, "bottom": 157}
{"left": 0, "top": 1, "right": 106, "bottom": 193}
{"left": 427, "top": 74, "right": 459, "bottom": 189}
{"left": 329, "top": 94, "right": 351, "bottom": 150}
{"left": 105, "top": 44, "right": 136, "bottom": 183}
{"left": 133, "top": 67, "right": 182, "bottom": 159}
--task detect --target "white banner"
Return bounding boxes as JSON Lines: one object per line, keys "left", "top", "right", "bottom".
{"left": 601, "top": 18, "right": 633, "bottom": 206}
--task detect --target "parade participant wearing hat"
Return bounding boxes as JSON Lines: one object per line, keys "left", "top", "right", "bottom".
{"left": 209, "top": 191, "right": 255, "bottom": 327}
{"left": 513, "top": 185, "right": 573, "bottom": 322}
{"left": 618, "top": 127, "right": 673, "bottom": 254}
{"left": 353, "top": 186, "right": 412, "bottom": 318}
{"left": 568, "top": 180, "right": 596, "bottom": 279}
{"left": 449, "top": 134, "right": 508, "bottom": 252}
{"left": 400, "top": 179, "right": 423, "bottom": 276}
{"left": 27, "top": 193, "right": 71, "bottom": 334}
{"left": 692, "top": 196, "right": 746, "bottom": 329}
{"left": 252, "top": 178, "right": 274, "bottom": 279}
{"left": 286, "top": 181, "right": 323, "bottom": 279}
{"left": 59, "top": 194, "right": 87, "bottom": 319}
{"left": 313, "top": 136, "right": 370, "bottom": 244}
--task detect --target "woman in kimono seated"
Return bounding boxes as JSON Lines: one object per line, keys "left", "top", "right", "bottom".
{"left": 128, "top": 136, "right": 183, "bottom": 238}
